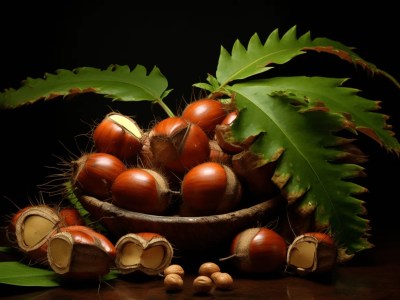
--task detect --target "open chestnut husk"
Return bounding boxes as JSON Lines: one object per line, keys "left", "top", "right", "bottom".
{"left": 286, "top": 232, "right": 338, "bottom": 275}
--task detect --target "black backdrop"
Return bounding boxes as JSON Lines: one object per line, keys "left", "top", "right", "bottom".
{"left": 0, "top": 1, "right": 399, "bottom": 248}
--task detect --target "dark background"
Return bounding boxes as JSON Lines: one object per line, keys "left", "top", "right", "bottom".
{"left": 0, "top": 1, "right": 399, "bottom": 248}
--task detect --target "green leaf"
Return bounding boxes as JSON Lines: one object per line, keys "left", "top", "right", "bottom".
{"left": 229, "top": 79, "right": 373, "bottom": 258}
{"left": 0, "top": 247, "right": 119, "bottom": 287}
{"left": 215, "top": 25, "right": 400, "bottom": 90}
{"left": 0, "top": 64, "right": 174, "bottom": 116}
{"left": 251, "top": 76, "right": 400, "bottom": 154}
{"left": 0, "top": 260, "right": 119, "bottom": 287}
{"left": 0, "top": 262, "right": 60, "bottom": 287}
{"left": 193, "top": 74, "right": 221, "bottom": 93}
{"left": 216, "top": 26, "right": 303, "bottom": 87}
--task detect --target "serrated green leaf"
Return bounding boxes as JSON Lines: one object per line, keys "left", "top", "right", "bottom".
{"left": 216, "top": 26, "right": 303, "bottom": 87}
{"left": 0, "top": 64, "right": 172, "bottom": 115}
{"left": 252, "top": 76, "right": 400, "bottom": 154}
{"left": 230, "top": 80, "right": 373, "bottom": 257}
{"left": 215, "top": 25, "right": 400, "bottom": 90}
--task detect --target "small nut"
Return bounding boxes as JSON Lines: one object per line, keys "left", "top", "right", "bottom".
{"left": 193, "top": 275, "right": 213, "bottom": 294}
{"left": 198, "top": 262, "right": 221, "bottom": 277}
{"left": 164, "top": 273, "right": 184, "bottom": 292}
{"left": 211, "top": 272, "right": 234, "bottom": 290}
{"left": 164, "top": 264, "right": 185, "bottom": 278}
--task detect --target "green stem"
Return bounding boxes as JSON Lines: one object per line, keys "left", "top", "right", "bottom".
{"left": 156, "top": 99, "right": 175, "bottom": 118}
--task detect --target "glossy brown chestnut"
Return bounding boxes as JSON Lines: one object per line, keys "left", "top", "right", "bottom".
{"left": 93, "top": 112, "right": 144, "bottom": 161}
{"left": 71, "top": 152, "right": 127, "bottom": 200}
{"left": 149, "top": 116, "right": 210, "bottom": 174}
{"left": 182, "top": 98, "right": 227, "bottom": 137}
{"left": 226, "top": 227, "right": 287, "bottom": 274}
{"left": 111, "top": 168, "right": 172, "bottom": 215}
{"left": 180, "top": 161, "right": 242, "bottom": 216}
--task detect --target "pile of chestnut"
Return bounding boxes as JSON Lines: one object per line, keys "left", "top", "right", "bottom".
{"left": 5, "top": 97, "right": 339, "bottom": 283}
{"left": 71, "top": 97, "right": 277, "bottom": 217}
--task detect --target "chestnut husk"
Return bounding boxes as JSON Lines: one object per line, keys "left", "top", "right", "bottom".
{"left": 286, "top": 234, "right": 338, "bottom": 275}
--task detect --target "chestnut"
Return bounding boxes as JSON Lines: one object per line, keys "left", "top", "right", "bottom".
{"left": 180, "top": 161, "right": 242, "bottom": 216}
{"left": 182, "top": 98, "right": 228, "bottom": 137}
{"left": 222, "top": 227, "right": 287, "bottom": 274}
{"left": 149, "top": 116, "right": 210, "bottom": 174}
{"left": 111, "top": 168, "right": 172, "bottom": 215}
{"left": 93, "top": 112, "right": 144, "bottom": 161}
{"left": 71, "top": 152, "right": 127, "bottom": 200}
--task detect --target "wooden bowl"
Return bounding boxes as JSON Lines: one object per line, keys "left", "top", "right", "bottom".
{"left": 78, "top": 195, "right": 285, "bottom": 255}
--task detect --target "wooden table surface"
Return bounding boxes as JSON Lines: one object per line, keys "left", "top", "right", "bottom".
{"left": 1, "top": 228, "right": 399, "bottom": 300}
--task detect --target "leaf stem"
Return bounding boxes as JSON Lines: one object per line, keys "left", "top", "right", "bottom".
{"left": 156, "top": 99, "right": 175, "bottom": 118}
